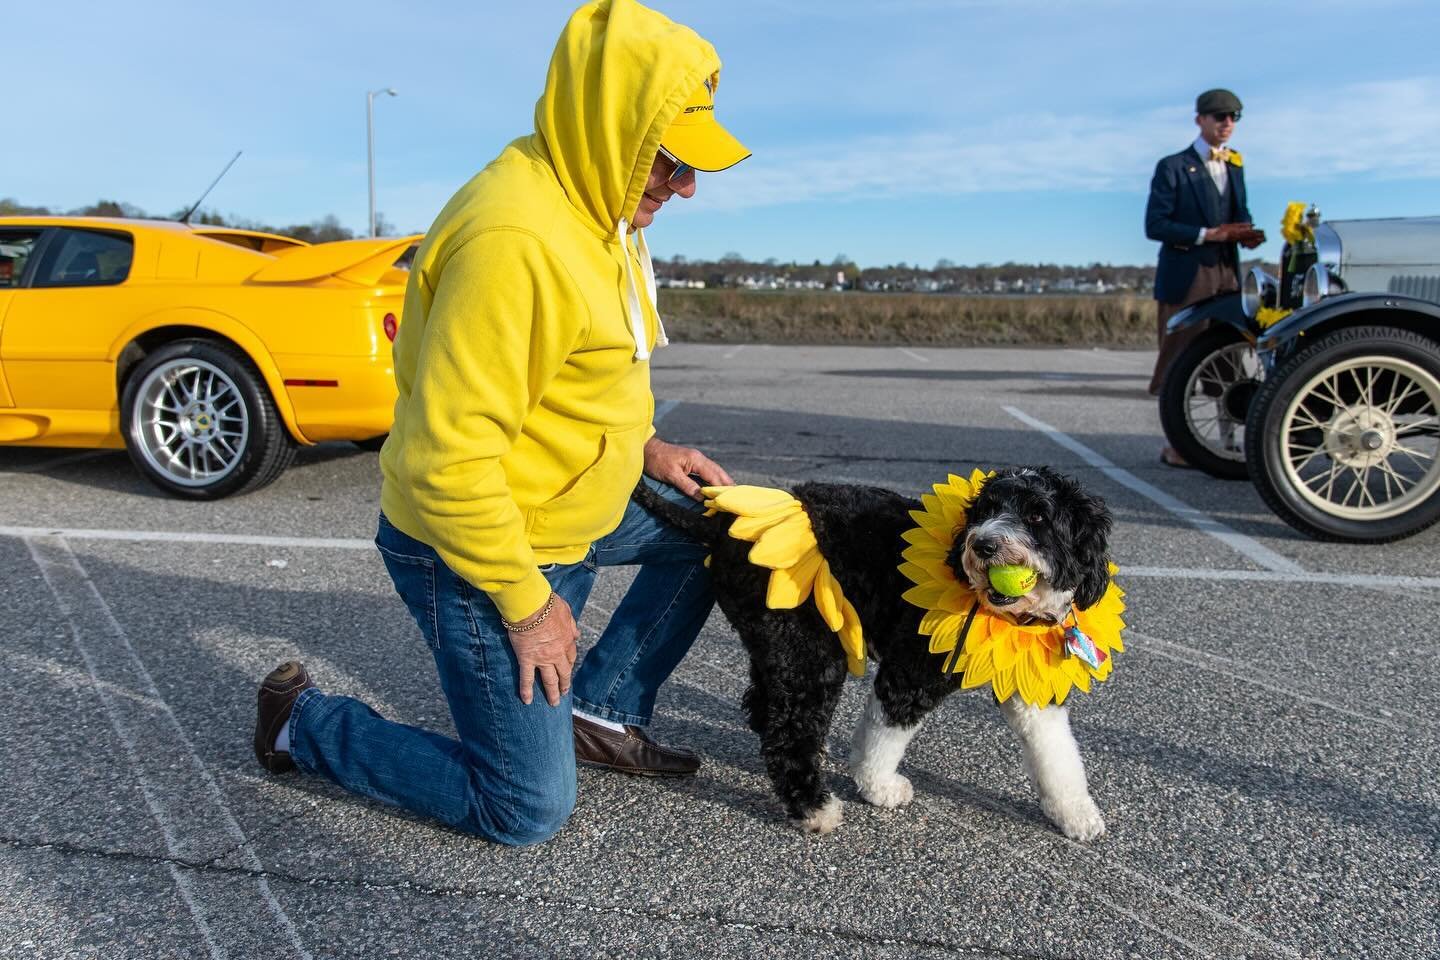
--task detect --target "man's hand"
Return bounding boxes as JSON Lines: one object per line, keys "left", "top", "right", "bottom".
{"left": 1205, "top": 223, "right": 1243, "bottom": 243}
{"left": 644, "top": 437, "right": 733, "bottom": 501}
{"left": 506, "top": 594, "right": 579, "bottom": 707}
{"left": 1236, "top": 227, "right": 1267, "bottom": 250}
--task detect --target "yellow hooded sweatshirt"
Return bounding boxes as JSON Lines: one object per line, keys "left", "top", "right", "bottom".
{"left": 380, "top": 0, "right": 722, "bottom": 622}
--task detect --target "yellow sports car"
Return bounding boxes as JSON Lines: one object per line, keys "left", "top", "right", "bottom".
{"left": 0, "top": 216, "right": 419, "bottom": 498}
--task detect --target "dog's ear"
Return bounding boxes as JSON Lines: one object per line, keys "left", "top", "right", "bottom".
{"left": 1051, "top": 472, "right": 1113, "bottom": 610}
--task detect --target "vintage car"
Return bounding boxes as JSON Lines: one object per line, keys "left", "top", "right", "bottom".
{"left": 1243, "top": 214, "right": 1440, "bottom": 542}
{"left": 0, "top": 217, "right": 419, "bottom": 498}
{"left": 1153, "top": 210, "right": 1324, "bottom": 480}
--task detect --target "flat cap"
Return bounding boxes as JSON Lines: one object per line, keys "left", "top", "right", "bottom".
{"left": 1196, "top": 88, "right": 1243, "bottom": 115}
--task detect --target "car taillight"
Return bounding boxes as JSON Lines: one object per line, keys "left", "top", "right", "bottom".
{"left": 383, "top": 312, "right": 398, "bottom": 342}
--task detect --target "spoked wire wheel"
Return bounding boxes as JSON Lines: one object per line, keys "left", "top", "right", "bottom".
{"left": 1247, "top": 325, "right": 1440, "bottom": 542}
{"left": 1278, "top": 355, "right": 1440, "bottom": 520}
{"left": 131, "top": 357, "right": 250, "bottom": 486}
{"left": 1159, "top": 326, "right": 1261, "bottom": 479}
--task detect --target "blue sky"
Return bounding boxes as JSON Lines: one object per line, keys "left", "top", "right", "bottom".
{"left": 7, "top": 0, "right": 1440, "bottom": 268}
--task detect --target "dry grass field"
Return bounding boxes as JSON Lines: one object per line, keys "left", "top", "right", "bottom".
{"left": 657, "top": 289, "right": 1157, "bottom": 346}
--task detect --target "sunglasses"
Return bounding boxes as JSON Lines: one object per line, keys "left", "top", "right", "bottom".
{"left": 1210, "top": 111, "right": 1241, "bottom": 123}
{"left": 657, "top": 146, "right": 694, "bottom": 183}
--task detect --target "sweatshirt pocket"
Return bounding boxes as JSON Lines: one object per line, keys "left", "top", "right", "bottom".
{"left": 528, "top": 421, "right": 648, "bottom": 549}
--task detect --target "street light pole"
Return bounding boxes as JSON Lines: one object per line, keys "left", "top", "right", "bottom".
{"left": 367, "top": 87, "right": 398, "bottom": 237}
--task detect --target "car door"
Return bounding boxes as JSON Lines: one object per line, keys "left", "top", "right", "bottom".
{"left": 0, "top": 226, "right": 137, "bottom": 414}
{"left": 0, "top": 227, "right": 46, "bottom": 407}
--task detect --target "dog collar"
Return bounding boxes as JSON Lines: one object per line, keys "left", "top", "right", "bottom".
{"left": 898, "top": 469, "right": 1126, "bottom": 707}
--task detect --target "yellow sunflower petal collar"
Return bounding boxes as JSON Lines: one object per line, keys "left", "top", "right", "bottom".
{"left": 702, "top": 485, "right": 867, "bottom": 676}
{"left": 898, "top": 469, "right": 1126, "bottom": 708}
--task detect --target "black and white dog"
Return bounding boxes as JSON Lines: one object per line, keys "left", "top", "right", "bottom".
{"left": 636, "top": 466, "right": 1114, "bottom": 840}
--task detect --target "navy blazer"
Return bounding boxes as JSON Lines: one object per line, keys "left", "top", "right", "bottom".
{"left": 1145, "top": 145, "right": 1252, "bottom": 304}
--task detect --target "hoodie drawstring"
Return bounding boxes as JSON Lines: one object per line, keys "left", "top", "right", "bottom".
{"left": 615, "top": 217, "right": 668, "bottom": 361}
{"left": 635, "top": 228, "right": 670, "bottom": 349}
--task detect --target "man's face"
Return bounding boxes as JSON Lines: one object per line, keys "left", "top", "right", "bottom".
{"left": 1195, "top": 111, "right": 1238, "bottom": 147}
{"left": 630, "top": 151, "right": 697, "bottom": 230}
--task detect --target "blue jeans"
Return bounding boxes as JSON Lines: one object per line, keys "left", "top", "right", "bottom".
{"left": 288, "top": 477, "right": 712, "bottom": 846}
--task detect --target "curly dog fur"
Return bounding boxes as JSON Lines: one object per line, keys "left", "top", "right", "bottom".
{"left": 635, "top": 467, "right": 1114, "bottom": 840}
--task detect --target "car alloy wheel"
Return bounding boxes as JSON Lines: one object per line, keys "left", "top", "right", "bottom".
{"left": 121, "top": 339, "right": 296, "bottom": 499}
{"left": 1278, "top": 354, "right": 1440, "bottom": 521}
{"left": 131, "top": 357, "right": 250, "bottom": 486}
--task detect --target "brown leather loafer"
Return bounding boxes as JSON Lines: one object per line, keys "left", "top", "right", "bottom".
{"left": 254, "top": 661, "right": 315, "bottom": 773}
{"left": 572, "top": 715, "right": 701, "bottom": 777}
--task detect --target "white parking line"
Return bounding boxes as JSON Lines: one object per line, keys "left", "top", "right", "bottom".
{"left": 654, "top": 399, "right": 681, "bottom": 424}
{"left": 1126, "top": 630, "right": 1416, "bottom": 731}
{"left": 7, "top": 525, "right": 1433, "bottom": 592}
{"left": 26, "top": 537, "right": 312, "bottom": 960}
{"left": 897, "top": 347, "right": 931, "bottom": 363}
{"left": 722, "top": 344, "right": 747, "bottom": 360}
{"left": 0, "top": 525, "right": 374, "bottom": 550}
{"left": 1123, "top": 565, "right": 1440, "bottom": 590}
{"left": 1003, "top": 405, "right": 1305, "bottom": 574}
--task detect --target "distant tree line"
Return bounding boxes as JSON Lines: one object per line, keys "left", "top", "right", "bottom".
{"left": 654, "top": 252, "right": 1164, "bottom": 294}
{"left": 2, "top": 198, "right": 1262, "bottom": 291}
{"left": 0, "top": 197, "right": 404, "bottom": 244}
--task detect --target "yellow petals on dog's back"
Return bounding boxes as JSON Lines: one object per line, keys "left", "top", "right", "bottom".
{"left": 705, "top": 484, "right": 869, "bottom": 676}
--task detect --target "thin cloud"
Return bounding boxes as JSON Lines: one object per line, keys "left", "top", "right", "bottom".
{"left": 686, "top": 76, "right": 1440, "bottom": 213}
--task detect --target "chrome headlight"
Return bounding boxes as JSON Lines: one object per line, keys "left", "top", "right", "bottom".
{"left": 1302, "top": 263, "right": 1345, "bottom": 307}
{"left": 1242, "top": 266, "right": 1279, "bottom": 318}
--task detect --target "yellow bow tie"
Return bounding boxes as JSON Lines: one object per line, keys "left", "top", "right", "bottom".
{"left": 1208, "top": 147, "right": 1230, "bottom": 162}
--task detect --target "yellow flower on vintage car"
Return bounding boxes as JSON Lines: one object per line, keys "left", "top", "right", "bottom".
{"left": 0, "top": 216, "right": 419, "bottom": 497}
{"left": 1256, "top": 307, "right": 1292, "bottom": 329}
{"left": 1280, "top": 201, "right": 1311, "bottom": 246}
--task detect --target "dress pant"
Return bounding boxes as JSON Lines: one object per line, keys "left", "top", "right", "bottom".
{"left": 1148, "top": 259, "right": 1240, "bottom": 395}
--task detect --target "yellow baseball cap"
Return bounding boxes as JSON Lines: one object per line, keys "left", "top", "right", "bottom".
{"left": 660, "top": 71, "right": 751, "bottom": 173}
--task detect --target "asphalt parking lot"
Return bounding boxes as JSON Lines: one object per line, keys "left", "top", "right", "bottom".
{"left": 2, "top": 342, "right": 1436, "bottom": 960}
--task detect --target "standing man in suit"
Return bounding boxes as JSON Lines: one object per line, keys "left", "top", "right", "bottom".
{"left": 1145, "top": 88, "right": 1265, "bottom": 466}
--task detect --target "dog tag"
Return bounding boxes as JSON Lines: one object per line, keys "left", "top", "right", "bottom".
{"left": 1064, "top": 625, "right": 1106, "bottom": 669}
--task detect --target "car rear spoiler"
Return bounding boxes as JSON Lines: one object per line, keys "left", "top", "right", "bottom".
{"left": 248, "top": 235, "right": 422, "bottom": 286}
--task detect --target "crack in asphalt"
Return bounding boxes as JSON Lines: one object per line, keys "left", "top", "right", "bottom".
{"left": 196, "top": 808, "right": 316, "bottom": 870}
{"left": 1, "top": 834, "right": 1085, "bottom": 959}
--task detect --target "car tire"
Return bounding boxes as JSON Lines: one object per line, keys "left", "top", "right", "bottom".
{"left": 353, "top": 434, "right": 388, "bottom": 452}
{"left": 1245, "top": 325, "right": 1440, "bottom": 543}
{"left": 1158, "top": 325, "right": 1261, "bottom": 480}
{"left": 121, "top": 339, "right": 296, "bottom": 499}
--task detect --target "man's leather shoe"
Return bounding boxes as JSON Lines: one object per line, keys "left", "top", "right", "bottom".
{"left": 254, "top": 661, "right": 315, "bottom": 773}
{"left": 572, "top": 715, "right": 700, "bottom": 777}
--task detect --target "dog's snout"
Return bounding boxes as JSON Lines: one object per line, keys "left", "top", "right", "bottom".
{"left": 972, "top": 537, "right": 999, "bottom": 560}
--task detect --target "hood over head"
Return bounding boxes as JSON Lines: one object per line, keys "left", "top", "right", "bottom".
{"left": 534, "top": 0, "right": 722, "bottom": 237}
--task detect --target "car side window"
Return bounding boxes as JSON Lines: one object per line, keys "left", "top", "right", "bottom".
{"left": 33, "top": 228, "right": 134, "bottom": 287}
{"left": 0, "top": 232, "right": 41, "bottom": 288}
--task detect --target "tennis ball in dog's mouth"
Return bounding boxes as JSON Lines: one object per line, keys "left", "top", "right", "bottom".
{"left": 987, "top": 564, "right": 1037, "bottom": 597}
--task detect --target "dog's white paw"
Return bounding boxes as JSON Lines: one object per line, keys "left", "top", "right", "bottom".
{"left": 792, "top": 796, "right": 843, "bottom": 834}
{"left": 857, "top": 772, "right": 913, "bottom": 809}
{"left": 1044, "top": 794, "right": 1107, "bottom": 842}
